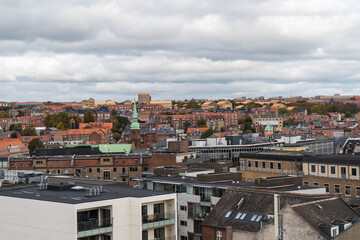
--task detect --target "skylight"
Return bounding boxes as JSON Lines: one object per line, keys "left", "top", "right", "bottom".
{"left": 235, "top": 212, "right": 242, "bottom": 219}
{"left": 240, "top": 213, "right": 247, "bottom": 220}
{"left": 250, "top": 214, "right": 258, "bottom": 221}
{"left": 225, "top": 211, "right": 232, "bottom": 218}
{"left": 255, "top": 215, "right": 263, "bottom": 222}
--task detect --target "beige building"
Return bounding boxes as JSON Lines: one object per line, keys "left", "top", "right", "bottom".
{"left": 217, "top": 101, "right": 233, "bottom": 110}
{"left": 253, "top": 117, "right": 283, "bottom": 131}
{"left": 201, "top": 101, "right": 217, "bottom": 110}
{"left": 95, "top": 100, "right": 116, "bottom": 107}
{"left": 138, "top": 93, "right": 151, "bottom": 105}
{"left": 303, "top": 155, "right": 360, "bottom": 200}
{"left": 88, "top": 98, "right": 95, "bottom": 108}
{"left": 150, "top": 100, "right": 172, "bottom": 109}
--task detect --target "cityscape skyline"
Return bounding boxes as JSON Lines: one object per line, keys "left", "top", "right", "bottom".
{"left": 1, "top": 0, "right": 360, "bottom": 101}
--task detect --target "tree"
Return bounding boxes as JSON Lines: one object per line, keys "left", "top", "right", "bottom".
{"left": 111, "top": 109, "right": 117, "bottom": 117}
{"left": 186, "top": 100, "right": 201, "bottom": 109}
{"left": 201, "top": 128, "right": 214, "bottom": 139}
{"left": 220, "top": 126, "right": 226, "bottom": 132}
{"left": 83, "top": 110, "right": 96, "bottom": 123}
{"left": 197, "top": 119, "right": 207, "bottom": 127}
{"left": 16, "top": 110, "right": 24, "bottom": 117}
{"left": 44, "top": 112, "right": 70, "bottom": 130}
{"left": 28, "top": 138, "right": 44, "bottom": 153}
{"left": 283, "top": 118, "right": 296, "bottom": 126}
{"left": 9, "top": 124, "right": 21, "bottom": 132}
{"left": 21, "top": 126, "right": 37, "bottom": 136}
{"left": 345, "top": 112, "right": 352, "bottom": 118}
{"left": 238, "top": 115, "right": 255, "bottom": 133}
{"left": 184, "top": 121, "right": 191, "bottom": 133}
{"left": 10, "top": 132, "right": 18, "bottom": 138}
{"left": 113, "top": 132, "right": 121, "bottom": 142}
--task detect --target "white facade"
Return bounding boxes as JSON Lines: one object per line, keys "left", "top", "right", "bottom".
{"left": 0, "top": 191, "right": 177, "bottom": 240}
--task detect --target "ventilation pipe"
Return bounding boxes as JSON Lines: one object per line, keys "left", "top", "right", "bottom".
{"left": 274, "top": 194, "right": 280, "bottom": 239}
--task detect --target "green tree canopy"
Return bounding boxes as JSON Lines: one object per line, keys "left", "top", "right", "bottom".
{"left": 21, "top": 126, "right": 37, "bottom": 136}
{"left": 28, "top": 138, "right": 44, "bottom": 153}
{"left": 201, "top": 128, "right": 214, "bottom": 139}
{"left": 283, "top": 118, "right": 296, "bottom": 126}
{"left": 10, "top": 132, "right": 18, "bottom": 138}
{"left": 83, "top": 110, "right": 96, "bottom": 123}
{"left": 197, "top": 119, "right": 207, "bottom": 127}
{"left": 44, "top": 112, "right": 71, "bottom": 130}
{"left": 184, "top": 121, "right": 191, "bottom": 133}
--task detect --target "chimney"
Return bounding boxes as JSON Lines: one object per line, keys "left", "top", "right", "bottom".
{"left": 226, "top": 226, "right": 233, "bottom": 240}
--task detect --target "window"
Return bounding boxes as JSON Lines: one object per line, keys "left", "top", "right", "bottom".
{"left": 321, "top": 165, "right": 326, "bottom": 174}
{"left": 314, "top": 183, "right": 319, "bottom": 187}
{"left": 113, "top": 167, "right": 117, "bottom": 172}
{"left": 130, "top": 167, "right": 138, "bottom": 172}
{"left": 255, "top": 161, "right": 259, "bottom": 168}
{"left": 250, "top": 214, "right": 258, "bottom": 221}
{"left": 88, "top": 168, "right": 92, "bottom": 173}
{"left": 331, "top": 166, "right": 336, "bottom": 174}
{"left": 180, "top": 236, "right": 188, "bottom": 240}
{"left": 216, "top": 231, "right": 222, "bottom": 240}
{"left": 345, "top": 186, "right": 351, "bottom": 196}
{"left": 248, "top": 161, "right": 251, "bottom": 168}
{"left": 334, "top": 185, "right": 340, "bottom": 194}
{"left": 270, "top": 162, "right": 274, "bottom": 169}
{"left": 97, "top": 168, "right": 100, "bottom": 173}
{"left": 180, "top": 205, "right": 187, "bottom": 211}
{"left": 324, "top": 184, "right": 329, "bottom": 193}
{"left": 235, "top": 212, "right": 242, "bottom": 219}
{"left": 356, "top": 187, "right": 360, "bottom": 197}
{"left": 262, "top": 162, "right": 266, "bottom": 168}
{"left": 103, "top": 158, "right": 110, "bottom": 162}
{"left": 180, "top": 220, "right": 187, "bottom": 226}
{"left": 277, "top": 163, "right": 281, "bottom": 170}
{"left": 352, "top": 168, "right": 357, "bottom": 176}
{"left": 35, "top": 160, "right": 43, "bottom": 164}
{"left": 311, "top": 165, "right": 316, "bottom": 173}
{"left": 225, "top": 211, "right": 232, "bottom": 218}
{"left": 304, "top": 181, "right": 309, "bottom": 186}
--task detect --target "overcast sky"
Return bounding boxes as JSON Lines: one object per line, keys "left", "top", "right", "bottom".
{"left": 1, "top": 0, "right": 360, "bottom": 102}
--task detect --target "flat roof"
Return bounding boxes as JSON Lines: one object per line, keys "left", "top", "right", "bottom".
{"left": 0, "top": 183, "right": 172, "bottom": 204}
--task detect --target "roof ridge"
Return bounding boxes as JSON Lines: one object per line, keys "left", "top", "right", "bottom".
{"left": 290, "top": 197, "right": 338, "bottom": 208}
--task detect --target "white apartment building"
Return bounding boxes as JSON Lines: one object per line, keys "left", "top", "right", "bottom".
{"left": 0, "top": 183, "right": 177, "bottom": 240}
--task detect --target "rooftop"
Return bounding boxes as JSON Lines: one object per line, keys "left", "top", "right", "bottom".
{"left": 0, "top": 183, "right": 171, "bottom": 204}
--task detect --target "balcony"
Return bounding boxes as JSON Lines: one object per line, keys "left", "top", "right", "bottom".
{"left": 77, "top": 218, "right": 113, "bottom": 238}
{"left": 142, "top": 211, "right": 175, "bottom": 229}
{"left": 150, "top": 236, "right": 176, "bottom": 240}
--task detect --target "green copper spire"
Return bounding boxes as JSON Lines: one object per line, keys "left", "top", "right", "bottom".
{"left": 130, "top": 96, "right": 140, "bottom": 130}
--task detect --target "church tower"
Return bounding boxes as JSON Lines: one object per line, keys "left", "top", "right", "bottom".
{"left": 130, "top": 97, "right": 141, "bottom": 149}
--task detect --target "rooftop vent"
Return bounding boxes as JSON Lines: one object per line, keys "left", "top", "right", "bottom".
{"left": 316, "top": 204, "right": 323, "bottom": 210}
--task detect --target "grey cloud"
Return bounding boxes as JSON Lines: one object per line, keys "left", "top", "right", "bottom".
{"left": 1, "top": 0, "right": 360, "bottom": 101}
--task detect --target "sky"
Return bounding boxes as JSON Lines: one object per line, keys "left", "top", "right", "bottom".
{"left": 1, "top": 0, "right": 360, "bottom": 102}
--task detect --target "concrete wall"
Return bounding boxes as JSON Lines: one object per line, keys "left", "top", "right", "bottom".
{"left": 0, "top": 196, "right": 76, "bottom": 240}
{"left": 177, "top": 193, "right": 200, "bottom": 238}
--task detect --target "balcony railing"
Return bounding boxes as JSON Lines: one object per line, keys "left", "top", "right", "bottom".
{"left": 142, "top": 212, "right": 175, "bottom": 229}
{"left": 77, "top": 217, "right": 112, "bottom": 232}
{"left": 150, "top": 236, "right": 176, "bottom": 240}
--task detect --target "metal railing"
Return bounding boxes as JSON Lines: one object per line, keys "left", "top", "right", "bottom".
{"left": 77, "top": 217, "right": 112, "bottom": 232}
{"left": 245, "top": 167, "right": 303, "bottom": 176}
{"left": 142, "top": 211, "right": 175, "bottom": 224}
{"left": 150, "top": 236, "right": 176, "bottom": 240}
